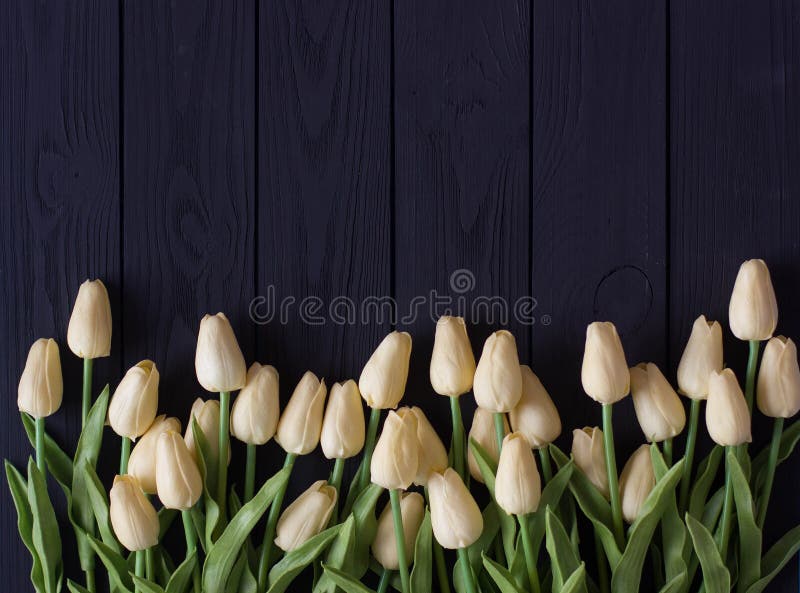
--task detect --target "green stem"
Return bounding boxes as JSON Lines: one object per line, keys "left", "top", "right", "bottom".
{"left": 518, "top": 514, "right": 541, "bottom": 593}
{"left": 450, "top": 396, "right": 466, "bottom": 479}
{"left": 594, "top": 529, "right": 610, "bottom": 593}
{"left": 257, "top": 452, "right": 297, "bottom": 592}
{"left": 390, "top": 489, "right": 410, "bottom": 593}
{"left": 457, "top": 547, "right": 478, "bottom": 593}
{"left": 757, "top": 417, "right": 784, "bottom": 528}
{"left": 342, "top": 407, "right": 382, "bottom": 517}
{"left": 663, "top": 438, "right": 673, "bottom": 467}
{"left": 538, "top": 446, "right": 553, "bottom": 484}
{"left": 135, "top": 550, "right": 145, "bottom": 591}
{"left": 678, "top": 398, "right": 701, "bottom": 514}
{"left": 424, "top": 486, "right": 452, "bottom": 593}
{"left": 120, "top": 436, "right": 131, "bottom": 475}
{"left": 217, "top": 391, "right": 231, "bottom": 517}
{"left": 82, "top": 357, "right": 94, "bottom": 426}
{"left": 85, "top": 569, "right": 96, "bottom": 593}
{"left": 602, "top": 404, "right": 625, "bottom": 548}
{"left": 376, "top": 568, "right": 391, "bottom": 593}
{"left": 718, "top": 447, "right": 734, "bottom": 558}
{"left": 744, "top": 340, "right": 760, "bottom": 413}
{"left": 145, "top": 548, "right": 154, "bottom": 581}
{"left": 329, "top": 457, "right": 345, "bottom": 524}
{"left": 182, "top": 510, "right": 200, "bottom": 593}
{"left": 35, "top": 417, "right": 46, "bottom": 475}
{"left": 493, "top": 412, "right": 506, "bottom": 454}
{"left": 245, "top": 443, "right": 256, "bottom": 503}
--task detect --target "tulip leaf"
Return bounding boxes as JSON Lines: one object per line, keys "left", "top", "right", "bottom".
{"left": 410, "top": 510, "right": 433, "bottom": 593}
{"left": 192, "top": 417, "right": 221, "bottom": 548}
{"left": 657, "top": 573, "right": 688, "bottom": 593}
{"left": 88, "top": 535, "right": 134, "bottom": 593}
{"left": 650, "top": 445, "right": 689, "bottom": 586}
{"left": 745, "top": 524, "right": 800, "bottom": 593}
{"left": 689, "top": 446, "right": 723, "bottom": 521}
{"left": 67, "top": 579, "right": 92, "bottom": 593}
{"left": 322, "top": 564, "right": 378, "bottom": 593}
{"left": 202, "top": 466, "right": 290, "bottom": 593}
{"left": 481, "top": 553, "right": 525, "bottom": 593}
{"left": 528, "top": 460, "right": 574, "bottom": 558}
{"left": 727, "top": 450, "right": 761, "bottom": 592}
{"left": 165, "top": 550, "right": 197, "bottom": 593}
{"left": 466, "top": 501, "right": 502, "bottom": 572}
{"left": 158, "top": 507, "right": 178, "bottom": 541}
{"left": 225, "top": 549, "right": 248, "bottom": 593}
{"left": 686, "top": 514, "right": 729, "bottom": 593}
{"left": 130, "top": 575, "right": 165, "bottom": 593}
{"left": 701, "top": 488, "right": 725, "bottom": 532}
{"left": 313, "top": 514, "right": 356, "bottom": 593}
{"left": 561, "top": 562, "right": 588, "bottom": 593}
{"left": 21, "top": 413, "right": 74, "bottom": 489}
{"left": 348, "top": 483, "right": 384, "bottom": 578}
{"left": 266, "top": 524, "right": 341, "bottom": 593}
{"left": 5, "top": 460, "right": 45, "bottom": 593}
{"left": 751, "top": 419, "right": 800, "bottom": 494}
{"left": 83, "top": 460, "right": 121, "bottom": 553}
{"left": 27, "top": 458, "right": 62, "bottom": 593}
{"left": 546, "top": 507, "right": 582, "bottom": 592}
{"left": 189, "top": 506, "right": 207, "bottom": 554}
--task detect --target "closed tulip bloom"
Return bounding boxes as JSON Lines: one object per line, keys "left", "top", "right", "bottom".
{"left": 758, "top": 336, "right": 800, "bottom": 418}
{"left": 184, "top": 398, "right": 225, "bottom": 464}
{"left": 729, "top": 259, "right": 779, "bottom": 341}
{"left": 274, "top": 480, "right": 337, "bottom": 552}
{"left": 275, "top": 372, "right": 327, "bottom": 455}
{"left": 428, "top": 468, "right": 483, "bottom": 549}
{"left": 430, "top": 316, "right": 476, "bottom": 397}
{"left": 571, "top": 427, "right": 609, "bottom": 498}
{"left": 630, "top": 363, "right": 686, "bottom": 442}
{"left": 509, "top": 366, "right": 561, "bottom": 448}
{"left": 230, "top": 363, "right": 280, "bottom": 445}
{"left": 321, "top": 380, "right": 365, "bottom": 459}
{"left": 108, "top": 360, "right": 159, "bottom": 439}
{"left": 109, "top": 475, "right": 159, "bottom": 552}
{"left": 706, "top": 369, "right": 752, "bottom": 446}
{"left": 677, "top": 315, "right": 724, "bottom": 399}
{"left": 371, "top": 410, "right": 419, "bottom": 490}
{"left": 18, "top": 338, "right": 63, "bottom": 418}
{"left": 468, "top": 407, "right": 509, "bottom": 483}
{"left": 195, "top": 313, "right": 247, "bottom": 393}
{"left": 128, "top": 415, "right": 182, "bottom": 494}
{"left": 405, "top": 407, "right": 448, "bottom": 485}
{"left": 581, "top": 322, "right": 630, "bottom": 404}
{"left": 155, "top": 431, "right": 203, "bottom": 510}
{"left": 372, "top": 492, "right": 425, "bottom": 570}
{"left": 473, "top": 331, "right": 523, "bottom": 413}
{"left": 495, "top": 433, "right": 541, "bottom": 516}
{"left": 619, "top": 445, "right": 655, "bottom": 523}
{"left": 67, "top": 279, "right": 112, "bottom": 359}
{"left": 359, "top": 331, "right": 412, "bottom": 409}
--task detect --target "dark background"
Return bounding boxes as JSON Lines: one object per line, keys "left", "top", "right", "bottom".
{"left": 2, "top": 0, "right": 800, "bottom": 590}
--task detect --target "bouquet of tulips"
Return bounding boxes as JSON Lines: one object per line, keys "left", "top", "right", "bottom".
{"left": 7, "top": 258, "right": 800, "bottom": 593}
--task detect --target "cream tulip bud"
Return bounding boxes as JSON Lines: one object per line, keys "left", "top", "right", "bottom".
{"left": 108, "top": 360, "right": 159, "bottom": 439}
{"left": 473, "top": 331, "right": 522, "bottom": 413}
{"left": 619, "top": 445, "right": 655, "bottom": 523}
{"left": 155, "top": 431, "right": 203, "bottom": 510}
{"left": 128, "top": 415, "right": 182, "bottom": 494}
{"left": 430, "top": 316, "right": 476, "bottom": 397}
{"left": 468, "top": 407, "right": 509, "bottom": 483}
{"left": 630, "top": 363, "right": 686, "bottom": 442}
{"left": 359, "top": 331, "right": 412, "bottom": 409}
{"left": 109, "top": 475, "right": 159, "bottom": 552}
{"left": 495, "top": 433, "right": 541, "bottom": 516}
{"left": 194, "top": 313, "right": 246, "bottom": 393}
{"left": 729, "top": 259, "right": 778, "bottom": 341}
{"left": 706, "top": 369, "right": 752, "bottom": 446}
{"left": 406, "top": 407, "right": 448, "bottom": 486}
{"left": 275, "top": 372, "right": 327, "bottom": 455}
{"left": 371, "top": 410, "right": 419, "bottom": 490}
{"left": 184, "top": 398, "right": 224, "bottom": 464}
{"left": 571, "top": 427, "right": 609, "bottom": 498}
{"left": 757, "top": 336, "right": 800, "bottom": 418}
{"left": 428, "top": 468, "right": 483, "bottom": 549}
{"left": 230, "top": 363, "right": 280, "bottom": 445}
{"left": 17, "top": 338, "right": 63, "bottom": 419}
{"left": 677, "top": 315, "right": 724, "bottom": 399}
{"left": 321, "top": 380, "right": 365, "bottom": 459}
{"left": 581, "top": 322, "right": 630, "bottom": 404}
{"left": 509, "top": 366, "right": 561, "bottom": 448}
{"left": 274, "top": 480, "right": 337, "bottom": 552}
{"left": 67, "top": 279, "right": 112, "bottom": 358}
{"left": 372, "top": 492, "right": 425, "bottom": 570}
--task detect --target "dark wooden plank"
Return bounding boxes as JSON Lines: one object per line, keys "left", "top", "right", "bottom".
{"left": 0, "top": 0, "right": 120, "bottom": 588}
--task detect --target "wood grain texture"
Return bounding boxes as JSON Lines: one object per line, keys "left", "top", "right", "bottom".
{"left": 0, "top": 0, "right": 119, "bottom": 587}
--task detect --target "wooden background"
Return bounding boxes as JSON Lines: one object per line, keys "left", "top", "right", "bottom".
{"left": 2, "top": 0, "right": 799, "bottom": 590}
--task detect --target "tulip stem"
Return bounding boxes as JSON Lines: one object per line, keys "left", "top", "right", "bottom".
{"left": 120, "top": 437, "right": 131, "bottom": 475}
{"left": 601, "top": 404, "right": 625, "bottom": 548}
{"left": 493, "top": 413, "right": 505, "bottom": 455}
{"left": 328, "top": 457, "right": 345, "bottom": 524}
{"left": 457, "top": 547, "right": 478, "bottom": 593}
{"left": 245, "top": 443, "right": 256, "bottom": 503}
{"left": 424, "top": 486, "right": 452, "bottom": 593}
{"left": 34, "top": 417, "right": 46, "bottom": 475}
{"left": 518, "top": 514, "right": 541, "bottom": 593}
{"left": 85, "top": 569, "right": 96, "bottom": 593}
{"left": 389, "top": 489, "right": 411, "bottom": 593}
{"left": 663, "top": 438, "right": 673, "bottom": 467}
{"left": 343, "top": 408, "right": 382, "bottom": 517}
{"left": 182, "top": 510, "right": 200, "bottom": 593}
{"left": 257, "top": 452, "right": 297, "bottom": 592}
{"left": 718, "top": 448, "right": 734, "bottom": 559}
{"left": 134, "top": 550, "right": 145, "bottom": 591}
{"left": 450, "top": 396, "right": 467, "bottom": 480}
{"left": 82, "top": 357, "right": 94, "bottom": 426}
{"left": 145, "top": 548, "right": 154, "bottom": 580}
{"left": 757, "top": 417, "right": 784, "bottom": 528}
{"left": 594, "top": 529, "right": 610, "bottom": 593}
{"left": 678, "top": 398, "right": 701, "bottom": 513}
{"left": 745, "top": 340, "right": 760, "bottom": 413}
{"left": 217, "top": 391, "right": 231, "bottom": 517}
{"left": 538, "top": 447, "right": 553, "bottom": 484}
{"left": 376, "top": 568, "right": 391, "bottom": 593}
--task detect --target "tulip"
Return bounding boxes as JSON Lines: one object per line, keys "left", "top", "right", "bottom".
{"left": 372, "top": 492, "right": 425, "bottom": 570}
{"left": 156, "top": 431, "right": 203, "bottom": 510}
{"left": 428, "top": 468, "right": 483, "bottom": 549}
{"left": 495, "top": 433, "right": 541, "bottom": 516}
{"left": 274, "top": 480, "right": 337, "bottom": 552}
{"left": 230, "top": 363, "right": 280, "bottom": 445}
{"left": 677, "top": 315, "right": 724, "bottom": 399}
{"left": 194, "top": 313, "right": 246, "bottom": 393}
{"left": 430, "top": 316, "right": 476, "bottom": 397}
{"left": 359, "top": 331, "right": 412, "bottom": 409}
{"left": 184, "top": 398, "right": 225, "bottom": 464}
{"left": 618, "top": 445, "right": 655, "bottom": 523}
{"left": 473, "top": 330, "right": 522, "bottom": 413}
{"left": 630, "top": 363, "right": 686, "bottom": 443}
{"left": 706, "top": 369, "right": 752, "bottom": 446}
{"left": 275, "top": 372, "right": 327, "bottom": 455}
{"left": 67, "top": 279, "right": 112, "bottom": 359}
{"left": 128, "top": 415, "right": 182, "bottom": 494}
{"left": 467, "top": 407, "right": 509, "bottom": 483}
{"left": 370, "top": 410, "right": 419, "bottom": 491}
{"left": 109, "top": 475, "right": 159, "bottom": 552}
{"left": 729, "top": 259, "right": 778, "bottom": 342}
{"left": 509, "top": 366, "right": 561, "bottom": 448}
{"left": 406, "top": 407, "right": 448, "bottom": 486}
{"left": 757, "top": 336, "right": 800, "bottom": 419}
{"left": 18, "top": 338, "right": 63, "bottom": 419}
{"left": 108, "top": 360, "right": 159, "bottom": 440}
{"left": 571, "top": 427, "right": 609, "bottom": 498}
{"left": 321, "top": 380, "right": 365, "bottom": 459}
{"left": 581, "top": 322, "right": 629, "bottom": 404}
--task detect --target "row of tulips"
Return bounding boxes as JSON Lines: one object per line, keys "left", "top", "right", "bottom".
{"left": 7, "top": 259, "right": 800, "bottom": 593}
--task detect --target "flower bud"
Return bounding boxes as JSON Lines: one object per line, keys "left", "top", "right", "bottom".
{"left": 371, "top": 410, "right": 419, "bottom": 490}
{"left": 509, "top": 366, "right": 561, "bottom": 447}
{"left": 706, "top": 369, "right": 752, "bottom": 446}
{"left": 677, "top": 315, "right": 723, "bottom": 399}
{"left": 156, "top": 431, "right": 203, "bottom": 510}
{"left": 729, "top": 259, "right": 778, "bottom": 341}
{"left": 275, "top": 480, "right": 337, "bottom": 552}
{"left": 618, "top": 444, "right": 655, "bottom": 523}
{"left": 581, "top": 322, "right": 629, "bottom": 404}
{"left": 195, "top": 313, "right": 247, "bottom": 393}
{"left": 405, "top": 407, "right": 448, "bottom": 486}
{"left": 757, "top": 336, "right": 800, "bottom": 418}
{"left": 430, "top": 316, "right": 476, "bottom": 397}
{"left": 359, "top": 332, "right": 412, "bottom": 409}
{"left": 428, "top": 468, "right": 483, "bottom": 549}
{"left": 630, "top": 363, "right": 686, "bottom": 442}
{"left": 128, "top": 415, "right": 182, "bottom": 494}
{"left": 67, "top": 279, "right": 112, "bottom": 358}
{"left": 495, "top": 433, "right": 541, "bottom": 516}
{"left": 473, "top": 331, "right": 522, "bottom": 413}
{"left": 571, "top": 427, "right": 609, "bottom": 498}
{"left": 468, "top": 407, "right": 509, "bottom": 483}
{"left": 108, "top": 360, "right": 159, "bottom": 439}
{"left": 230, "top": 363, "right": 280, "bottom": 445}
{"left": 17, "top": 338, "right": 63, "bottom": 419}
{"left": 109, "top": 475, "right": 159, "bottom": 551}
{"left": 372, "top": 492, "right": 425, "bottom": 570}
{"left": 321, "top": 380, "right": 365, "bottom": 459}
{"left": 275, "top": 372, "right": 327, "bottom": 455}
{"left": 184, "top": 398, "right": 227, "bottom": 464}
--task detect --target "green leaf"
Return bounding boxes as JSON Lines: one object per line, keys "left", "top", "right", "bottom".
{"left": 193, "top": 417, "right": 222, "bottom": 548}
{"left": 751, "top": 419, "right": 800, "bottom": 493}
{"left": 727, "top": 450, "right": 761, "bottom": 593}
{"left": 650, "top": 445, "right": 689, "bottom": 587}
{"left": 83, "top": 460, "right": 121, "bottom": 553}
{"left": 21, "top": 413, "right": 74, "bottom": 488}
{"left": 561, "top": 563, "right": 588, "bottom": 593}
{"left": 657, "top": 573, "right": 687, "bottom": 593}
{"left": 746, "top": 524, "right": 800, "bottom": 593}
{"left": 321, "top": 564, "right": 377, "bottom": 593}
{"left": 158, "top": 507, "right": 179, "bottom": 541}
{"left": 481, "top": 553, "right": 525, "bottom": 593}
{"left": 165, "top": 550, "right": 198, "bottom": 593}
{"left": 67, "top": 579, "right": 92, "bottom": 593}
{"left": 5, "top": 460, "right": 44, "bottom": 592}
{"left": 313, "top": 514, "right": 356, "bottom": 593}
{"left": 528, "top": 460, "right": 574, "bottom": 558}
{"left": 226, "top": 549, "right": 247, "bottom": 593}
{"left": 689, "top": 446, "right": 723, "bottom": 521}
{"left": 546, "top": 508, "right": 582, "bottom": 591}
{"left": 686, "top": 514, "right": 729, "bottom": 593}
{"left": 267, "top": 525, "right": 341, "bottom": 593}
{"left": 466, "top": 502, "right": 501, "bottom": 572}
{"left": 88, "top": 535, "right": 134, "bottom": 593}
{"left": 347, "top": 483, "right": 383, "bottom": 578}
{"left": 131, "top": 575, "right": 165, "bottom": 593}
{"left": 410, "top": 510, "right": 433, "bottom": 593}
{"left": 27, "top": 459, "right": 62, "bottom": 593}
{"left": 701, "top": 488, "right": 725, "bottom": 532}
